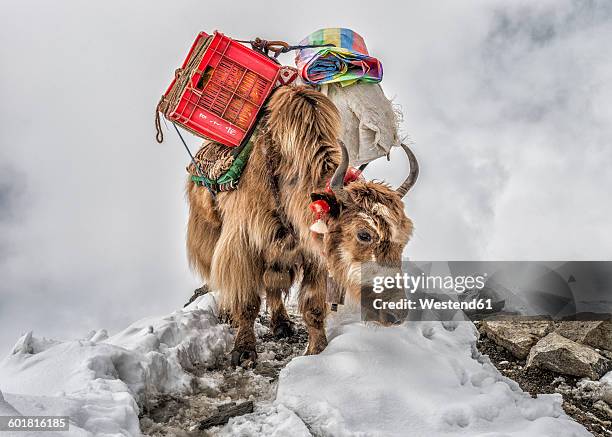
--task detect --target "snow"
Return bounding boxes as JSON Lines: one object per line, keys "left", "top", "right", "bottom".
{"left": 0, "top": 293, "right": 231, "bottom": 436}
{"left": 218, "top": 404, "right": 311, "bottom": 437}
{"left": 564, "top": 371, "right": 612, "bottom": 406}
{"left": 0, "top": 292, "right": 595, "bottom": 436}
{"left": 598, "top": 372, "right": 612, "bottom": 404}
{"left": 0, "top": 390, "right": 21, "bottom": 416}
{"left": 274, "top": 309, "right": 591, "bottom": 437}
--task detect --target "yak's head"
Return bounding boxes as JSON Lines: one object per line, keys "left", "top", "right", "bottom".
{"left": 310, "top": 142, "right": 419, "bottom": 302}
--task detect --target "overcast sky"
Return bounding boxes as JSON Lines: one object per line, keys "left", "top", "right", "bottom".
{"left": 0, "top": 0, "right": 610, "bottom": 355}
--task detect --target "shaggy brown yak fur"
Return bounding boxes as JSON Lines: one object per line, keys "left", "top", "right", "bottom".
{"left": 186, "top": 86, "right": 415, "bottom": 367}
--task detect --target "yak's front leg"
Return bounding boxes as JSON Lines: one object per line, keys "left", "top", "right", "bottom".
{"left": 299, "top": 260, "right": 328, "bottom": 355}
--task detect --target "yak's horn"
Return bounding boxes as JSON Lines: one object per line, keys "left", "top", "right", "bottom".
{"left": 330, "top": 141, "right": 349, "bottom": 194}
{"left": 396, "top": 143, "right": 419, "bottom": 198}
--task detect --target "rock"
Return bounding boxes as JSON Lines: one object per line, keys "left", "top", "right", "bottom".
{"left": 526, "top": 332, "right": 612, "bottom": 380}
{"left": 184, "top": 284, "right": 210, "bottom": 308}
{"left": 199, "top": 401, "right": 254, "bottom": 429}
{"left": 556, "top": 321, "right": 612, "bottom": 352}
{"left": 602, "top": 381, "right": 612, "bottom": 405}
{"left": 481, "top": 318, "right": 553, "bottom": 359}
{"left": 594, "top": 400, "right": 612, "bottom": 419}
{"left": 583, "top": 374, "right": 612, "bottom": 405}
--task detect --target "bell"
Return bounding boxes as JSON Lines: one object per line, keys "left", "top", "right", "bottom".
{"left": 309, "top": 219, "right": 329, "bottom": 234}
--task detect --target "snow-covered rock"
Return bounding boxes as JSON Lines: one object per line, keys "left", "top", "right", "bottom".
{"left": 563, "top": 370, "right": 612, "bottom": 405}
{"left": 0, "top": 292, "right": 230, "bottom": 436}
{"left": 218, "top": 404, "right": 312, "bottom": 437}
{"left": 600, "top": 372, "right": 612, "bottom": 405}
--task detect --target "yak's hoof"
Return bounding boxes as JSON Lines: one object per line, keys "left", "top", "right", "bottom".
{"left": 230, "top": 348, "right": 257, "bottom": 368}
{"left": 272, "top": 321, "right": 294, "bottom": 339}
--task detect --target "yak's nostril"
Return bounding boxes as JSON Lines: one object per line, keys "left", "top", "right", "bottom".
{"left": 380, "top": 310, "right": 402, "bottom": 325}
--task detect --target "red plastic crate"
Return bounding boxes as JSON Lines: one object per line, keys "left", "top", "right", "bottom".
{"left": 164, "top": 32, "right": 281, "bottom": 146}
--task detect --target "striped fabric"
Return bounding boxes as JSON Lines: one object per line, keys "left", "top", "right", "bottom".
{"left": 295, "top": 28, "right": 383, "bottom": 86}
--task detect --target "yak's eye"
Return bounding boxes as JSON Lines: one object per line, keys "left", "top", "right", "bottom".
{"left": 357, "top": 230, "right": 373, "bottom": 243}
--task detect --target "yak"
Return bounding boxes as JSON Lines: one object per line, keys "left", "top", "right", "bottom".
{"left": 186, "top": 85, "right": 418, "bottom": 367}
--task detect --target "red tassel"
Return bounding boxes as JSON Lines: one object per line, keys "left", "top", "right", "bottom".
{"left": 325, "top": 166, "right": 362, "bottom": 193}
{"left": 309, "top": 199, "right": 331, "bottom": 215}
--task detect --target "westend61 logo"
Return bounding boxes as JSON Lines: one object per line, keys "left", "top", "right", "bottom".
{"left": 372, "top": 272, "right": 487, "bottom": 294}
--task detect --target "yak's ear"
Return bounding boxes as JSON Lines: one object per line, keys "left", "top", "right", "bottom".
{"left": 310, "top": 191, "right": 341, "bottom": 218}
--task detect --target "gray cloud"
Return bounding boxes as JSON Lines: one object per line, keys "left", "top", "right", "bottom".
{"left": 0, "top": 0, "right": 610, "bottom": 354}
{"left": 0, "top": 168, "right": 23, "bottom": 224}
{"left": 381, "top": 0, "right": 612, "bottom": 260}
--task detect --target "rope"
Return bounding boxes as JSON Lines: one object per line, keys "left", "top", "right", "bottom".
{"left": 173, "top": 123, "right": 216, "bottom": 197}
{"left": 235, "top": 38, "right": 335, "bottom": 58}
{"left": 155, "top": 99, "right": 164, "bottom": 143}
{"left": 173, "top": 123, "right": 200, "bottom": 175}
{"left": 281, "top": 43, "right": 336, "bottom": 52}
{"left": 155, "top": 34, "right": 213, "bottom": 143}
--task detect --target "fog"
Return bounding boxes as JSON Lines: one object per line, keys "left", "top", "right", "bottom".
{"left": 1, "top": 0, "right": 610, "bottom": 354}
